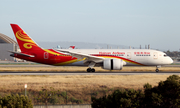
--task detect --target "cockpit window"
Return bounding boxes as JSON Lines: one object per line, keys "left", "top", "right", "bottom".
{"left": 164, "top": 54, "right": 167, "bottom": 57}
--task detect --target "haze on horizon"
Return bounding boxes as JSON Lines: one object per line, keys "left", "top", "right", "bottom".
{"left": 1, "top": 0, "right": 180, "bottom": 51}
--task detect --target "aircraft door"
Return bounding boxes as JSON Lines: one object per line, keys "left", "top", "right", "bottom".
{"left": 153, "top": 52, "right": 158, "bottom": 59}
{"left": 44, "top": 52, "right": 49, "bottom": 59}
{"left": 127, "top": 52, "right": 131, "bottom": 59}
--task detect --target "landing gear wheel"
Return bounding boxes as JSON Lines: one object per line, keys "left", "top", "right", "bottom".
{"left": 87, "top": 68, "right": 91, "bottom": 72}
{"left": 155, "top": 69, "right": 159, "bottom": 73}
{"left": 86, "top": 68, "right": 95, "bottom": 72}
{"left": 91, "top": 68, "right": 95, "bottom": 72}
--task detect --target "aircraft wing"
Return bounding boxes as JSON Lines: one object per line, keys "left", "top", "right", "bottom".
{"left": 8, "top": 51, "right": 35, "bottom": 57}
{"left": 56, "top": 49, "right": 104, "bottom": 63}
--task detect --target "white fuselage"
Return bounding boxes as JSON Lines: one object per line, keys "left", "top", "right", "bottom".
{"left": 62, "top": 49, "right": 173, "bottom": 67}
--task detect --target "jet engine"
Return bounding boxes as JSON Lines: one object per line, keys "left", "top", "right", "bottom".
{"left": 103, "top": 59, "right": 126, "bottom": 70}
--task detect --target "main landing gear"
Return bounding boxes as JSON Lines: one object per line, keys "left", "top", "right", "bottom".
{"left": 87, "top": 68, "right": 95, "bottom": 72}
{"left": 87, "top": 62, "right": 96, "bottom": 72}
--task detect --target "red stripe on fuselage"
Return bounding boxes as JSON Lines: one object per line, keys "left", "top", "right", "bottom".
{"left": 92, "top": 54, "right": 146, "bottom": 66}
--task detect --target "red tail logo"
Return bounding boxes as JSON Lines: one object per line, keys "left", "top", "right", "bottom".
{"left": 69, "top": 46, "right": 75, "bottom": 49}
{"left": 10, "top": 24, "right": 42, "bottom": 52}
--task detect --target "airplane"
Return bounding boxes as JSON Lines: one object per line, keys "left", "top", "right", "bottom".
{"left": 69, "top": 46, "right": 75, "bottom": 49}
{"left": 9, "top": 24, "right": 173, "bottom": 72}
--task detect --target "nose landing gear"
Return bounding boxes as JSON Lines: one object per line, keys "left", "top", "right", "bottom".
{"left": 155, "top": 69, "right": 159, "bottom": 72}
{"left": 155, "top": 66, "right": 161, "bottom": 73}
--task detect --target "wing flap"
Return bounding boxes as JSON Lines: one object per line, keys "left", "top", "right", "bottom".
{"left": 55, "top": 49, "right": 104, "bottom": 63}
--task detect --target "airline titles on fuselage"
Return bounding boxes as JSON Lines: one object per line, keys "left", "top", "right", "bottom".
{"left": 98, "top": 52, "right": 151, "bottom": 56}
{"left": 99, "top": 52, "right": 125, "bottom": 55}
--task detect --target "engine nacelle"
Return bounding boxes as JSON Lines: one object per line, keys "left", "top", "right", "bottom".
{"left": 103, "top": 59, "right": 125, "bottom": 70}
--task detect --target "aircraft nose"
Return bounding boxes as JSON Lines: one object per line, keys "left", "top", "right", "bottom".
{"left": 169, "top": 57, "right": 173, "bottom": 64}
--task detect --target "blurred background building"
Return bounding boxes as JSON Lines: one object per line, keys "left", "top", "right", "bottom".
{"left": 0, "top": 33, "right": 19, "bottom": 61}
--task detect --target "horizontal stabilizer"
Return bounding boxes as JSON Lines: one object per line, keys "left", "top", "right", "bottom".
{"left": 8, "top": 51, "right": 35, "bottom": 57}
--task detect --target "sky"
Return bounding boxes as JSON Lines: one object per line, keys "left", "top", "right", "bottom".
{"left": 1, "top": 0, "right": 180, "bottom": 51}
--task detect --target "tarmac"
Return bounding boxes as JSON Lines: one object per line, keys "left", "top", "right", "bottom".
{"left": 0, "top": 61, "right": 180, "bottom": 75}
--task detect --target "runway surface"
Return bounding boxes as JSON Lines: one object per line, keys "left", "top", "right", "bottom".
{"left": 0, "top": 63, "right": 180, "bottom": 75}
{"left": 0, "top": 71, "right": 180, "bottom": 75}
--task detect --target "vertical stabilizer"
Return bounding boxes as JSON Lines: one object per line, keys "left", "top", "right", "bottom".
{"left": 10, "top": 24, "right": 42, "bottom": 52}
